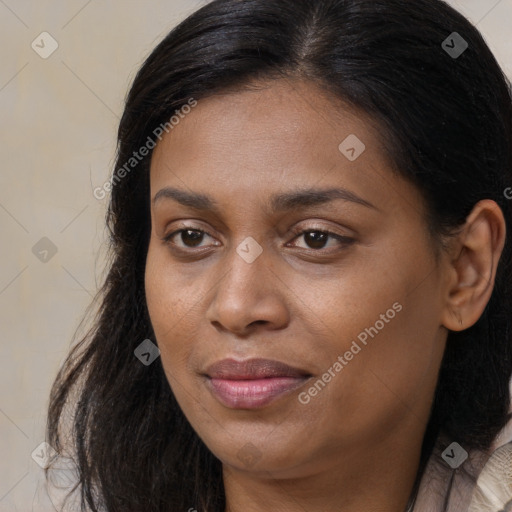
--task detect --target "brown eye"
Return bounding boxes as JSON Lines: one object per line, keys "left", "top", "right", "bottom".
{"left": 163, "top": 228, "right": 216, "bottom": 249}
{"left": 303, "top": 231, "right": 329, "bottom": 249}
{"left": 180, "top": 229, "right": 204, "bottom": 247}
{"left": 290, "top": 229, "right": 354, "bottom": 251}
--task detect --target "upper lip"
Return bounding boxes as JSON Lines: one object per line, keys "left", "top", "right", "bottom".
{"left": 204, "top": 358, "right": 311, "bottom": 380}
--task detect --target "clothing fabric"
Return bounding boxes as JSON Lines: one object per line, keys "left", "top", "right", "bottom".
{"left": 467, "top": 442, "right": 512, "bottom": 512}
{"left": 415, "top": 418, "right": 512, "bottom": 512}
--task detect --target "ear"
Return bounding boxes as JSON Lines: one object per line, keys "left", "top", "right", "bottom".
{"left": 441, "top": 200, "right": 506, "bottom": 332}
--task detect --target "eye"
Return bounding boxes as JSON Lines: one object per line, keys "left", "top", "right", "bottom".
{"left": 161, "top": 226, "right": 354, "bottom": 254}
{"left": 288, "top": 229, "right": 354, "bottom": 251}
{"left": 162, "top": 228, "right": 219, "bottom": 249}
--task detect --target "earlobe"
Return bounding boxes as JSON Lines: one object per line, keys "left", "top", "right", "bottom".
{"left": 441, "top": 200, "right": 506, "bottom": 332}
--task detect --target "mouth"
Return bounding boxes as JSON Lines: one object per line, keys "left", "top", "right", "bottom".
{"left": 203, "top": 358, "right": 312, "bottom": 409}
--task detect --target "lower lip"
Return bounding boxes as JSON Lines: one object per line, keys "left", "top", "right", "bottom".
{"left": 206, "top": 377, "right": 309, "bottom": 409}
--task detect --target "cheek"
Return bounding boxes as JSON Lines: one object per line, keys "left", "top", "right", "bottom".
{"left": 144, "top": 239, "right": 222, "bottom": 409}
{"left": 315, "top": 266, "right": 444, "bottom": 436}
{"left": 303, "top": 235, "right": 440, "bottom": 394}
{"left": 145, "top": 236, "right": 205, "bottom": 330}
{"left": 145, "top": 243, "right": 197, "bottom": 364}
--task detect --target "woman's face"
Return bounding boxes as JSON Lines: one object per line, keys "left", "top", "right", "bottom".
{"left": 145, "top": 79, "right": 450, "bottom": 478}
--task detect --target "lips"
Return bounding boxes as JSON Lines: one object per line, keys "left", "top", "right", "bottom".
{"left": 204, "top": 358, "right": 311, "bottom": 409}
{"left": 205, "top": 358, "right": 310, "bottom": 380}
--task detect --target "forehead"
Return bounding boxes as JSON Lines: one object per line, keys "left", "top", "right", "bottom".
{"left": 148, "top": 78, "right": 423, "bottom": 223}
{"left": 151, "top": 79, "right": 388, "bottom": 183}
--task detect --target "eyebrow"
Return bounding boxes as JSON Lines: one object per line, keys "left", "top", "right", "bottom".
{"left": 152, "top": 186, "right": 377, "bottom": 213}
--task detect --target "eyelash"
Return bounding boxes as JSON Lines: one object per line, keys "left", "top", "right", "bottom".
{"left": 161, "top": 226, "right": 355, "bottom": 254}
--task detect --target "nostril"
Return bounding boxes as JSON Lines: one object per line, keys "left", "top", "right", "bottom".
{"left": 248, "top": 320, "right": 268, "bottom": 327}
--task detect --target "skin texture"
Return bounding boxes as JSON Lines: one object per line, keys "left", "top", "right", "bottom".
{"left": 145, "top": 79, "right": 506, "bottom": 512}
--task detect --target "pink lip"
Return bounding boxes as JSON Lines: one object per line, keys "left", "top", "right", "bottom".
{"left": 204, "top": 358, "right": 311, "bottom": 409}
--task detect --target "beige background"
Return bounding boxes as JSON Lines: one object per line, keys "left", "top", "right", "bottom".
{"left": 0, "top": 1, "right": 511, "bottom": 510}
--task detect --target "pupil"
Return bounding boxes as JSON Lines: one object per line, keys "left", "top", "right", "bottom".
{"left": 180, "top": 231, "right": 328, "bottom": 249}
{"left": 183, "top": 230, "right": 203, "bottom": 247}
{"left": 306, "top": 232, "right": 327, "bottom": 249}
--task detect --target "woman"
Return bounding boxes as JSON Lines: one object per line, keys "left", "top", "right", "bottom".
{"left": 46, "top": 0, "right": 512, "bottom": 510}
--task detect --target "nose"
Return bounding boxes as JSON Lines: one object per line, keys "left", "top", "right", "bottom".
{"left": 205, "top": 241, "right": 290, "bottom": 336}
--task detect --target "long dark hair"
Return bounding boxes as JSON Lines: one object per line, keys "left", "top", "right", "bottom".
{"left": 46, "top": 0, "right": 512, "bottom": 510}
